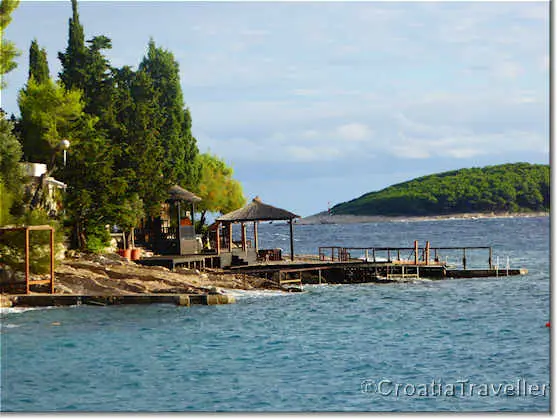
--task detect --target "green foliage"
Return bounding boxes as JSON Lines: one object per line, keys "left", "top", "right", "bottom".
{"left": 111, "top": 66, "right": 170, "bottom": 216}
{"left": 28, "top": 39, "right": 50, "bottom": 84}
{"left": 0, "top": 0, "right": 20, "bottom": 88}
{"left": 139, "top": 39, "right": 200, "bottom": 188}
{"left": 0, "top": 114, "right": 24, "bottom": 222}
{"left": 61, "top": 113, "right": 127, "bottom": 250}
{"left": 81, "top": 223, "right": 110, "bottom": 254}
{"left": 58, "top": 0, "right": 87, "bottom": 92}
{"left": 0, "top": 180, "right": 14, "bottom": 225}
{"left": 0, "top": 209, "right": 64, "bottom": 274}
{"left": 18, "top": 78, "right": 84, "bottom": 163}
{"left": 333, "top": 163, "right": 550, "bottom": 216}
{"left": 8, "top": 0, "right": 245, "bottom": 254}
{"left": 194, "top": 153, "right": 246, "bottom": 226}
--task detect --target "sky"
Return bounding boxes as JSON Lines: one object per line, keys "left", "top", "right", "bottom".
{"left": 2, "top": 1, "right": 550, "bottom": 217}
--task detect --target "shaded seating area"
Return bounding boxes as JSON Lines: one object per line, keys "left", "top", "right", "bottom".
{"left": 135, "top": 185, "right": 202, "bottom": 255}
{"left": 213, "top": 196, "right": 300, "bottom": 265}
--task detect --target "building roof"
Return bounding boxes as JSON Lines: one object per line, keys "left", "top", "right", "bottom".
{"left": 216, "top": 196, "right": 300, "bottom": 222}
{"left": 167, "top": 185, "right": 202, "bottom": 203}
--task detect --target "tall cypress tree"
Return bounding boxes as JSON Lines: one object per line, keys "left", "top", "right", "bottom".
{"left": 83, "top": 35, "right": 116, "bottom": 125}
{"left": 138, "top": 39, "right": 199, "bottom": 189}
{"left": 58, "top": 0, "right": 87, "bottom": 91}
{"left": 28, "top": 39, "right": 50, "bottom": 84}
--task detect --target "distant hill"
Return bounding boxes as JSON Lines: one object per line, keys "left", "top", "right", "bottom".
{"left": 332, "top": 163, "right": 550, "bottom": 216}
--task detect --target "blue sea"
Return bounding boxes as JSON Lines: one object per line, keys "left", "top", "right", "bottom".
{"left": 1, "top": 216, "right": 550, "bottom": 412}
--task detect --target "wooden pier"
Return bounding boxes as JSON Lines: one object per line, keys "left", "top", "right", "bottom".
{"left": 227, "top": 241, "right": 528, "bottom": 287}
{"left": 3, "top": 293, "right": 236, "bottom": 308}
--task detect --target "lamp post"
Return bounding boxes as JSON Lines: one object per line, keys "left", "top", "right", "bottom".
{"left": 59, "top": 139, "right": 70, "bottom": 167}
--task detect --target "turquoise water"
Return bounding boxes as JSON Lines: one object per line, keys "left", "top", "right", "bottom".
{"left": 1, "top": 217, "right": 550, "bottom": 411}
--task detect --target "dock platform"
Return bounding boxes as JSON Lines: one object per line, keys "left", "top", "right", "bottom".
{"left": 3, "top": 293, "right": 236, "bottom": 308}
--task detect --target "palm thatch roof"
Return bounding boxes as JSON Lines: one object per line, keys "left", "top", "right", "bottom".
{"left": 217, "top": 196, "right": 299, "bottom": 222}
{"left": 167, "top": 185, "right": 202, "bottom": 203}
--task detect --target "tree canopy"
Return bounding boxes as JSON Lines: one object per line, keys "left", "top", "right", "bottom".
{"left": 0, "top": 0, "right": 20, "bottom": 88}
{"left": 332, "top": 163, "right": 550, "bottom": 216}
{"left": 6, "top": 0, "right": 243, "bottom": 253}
{"left": 28, "top": 39, "right": 50, "bottom": 84}
{"left": 194, "top": 153, "right": 246, "bottom": 226}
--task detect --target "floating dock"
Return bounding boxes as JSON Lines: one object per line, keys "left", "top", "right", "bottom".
{"left": 2, "top": 293, "right": 236, "bottom": 308}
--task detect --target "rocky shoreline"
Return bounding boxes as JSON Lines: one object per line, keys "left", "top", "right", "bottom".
{"left": 299, "top": 211, "right": 549, "bottom": 225}
{"left": 0, "top": 253, "right": 282, "bottom": 308}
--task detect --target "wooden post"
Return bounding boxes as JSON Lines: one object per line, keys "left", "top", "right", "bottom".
{"left": 253, "top": 221, "right": 259, "bottom": 253}
{"left": 414, "top": 240, "right": 419, "bottom": 265}
{"left": 488, "top": 247, "right": 493, "bottom": 269}
{"left": 50, "top": 228, "right": 55, "bottom": 294}
{"left": 425, "top": 241, "right": 430, "bottom": 265}
{"left": 228, "top": 222, "right": 233, "bottom": 251}
{"left": 176, "top": 201, "right": 182, "bottom": 254}
{"left": 462, "top": 248, "right": 467, "bottom": 270}
{"left": 191, "top": 202, "right": 196, "bottom": 235}
{"left": 318, "top": 269, "right": 322, "bottom": 284}
{"left": 397, "top": 249, "right": 400, "bottom": 261}
{"left": 216, "top": 222, "right": 221, "bottom": 254}
{"left": 289, "top": 219, "right": 294, "bottom": 261}
{"left": 241, "top": 222, "right": 246, "bottom": 252}
{"left": 25, "top": 227, "right": 30, "bottom": 295}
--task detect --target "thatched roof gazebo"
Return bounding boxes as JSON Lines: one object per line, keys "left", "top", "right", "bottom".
{"left": 168, "top": 185, "right": 202, "bottom": 203}
{"left": 216, "top": 196, "right": 300, "bottom": 261}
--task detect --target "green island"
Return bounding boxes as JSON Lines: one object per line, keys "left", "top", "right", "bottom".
{"left": 331, "top": 163, "right": 550, "bottom": 217}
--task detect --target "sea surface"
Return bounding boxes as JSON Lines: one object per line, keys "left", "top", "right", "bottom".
{"left": 1, "top": 216, "right": 550, "bottom": 412}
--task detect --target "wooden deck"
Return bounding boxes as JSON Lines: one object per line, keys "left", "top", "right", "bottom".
{"left": 6, "top": 293, "right": 236, "bottom": 308}
{"left": 136, "top": 254, "right": 220, "bottom": 270}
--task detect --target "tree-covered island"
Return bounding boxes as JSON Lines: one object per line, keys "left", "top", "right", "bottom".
{"left": 332, "top": 163, "right": 549, "bottom": 217}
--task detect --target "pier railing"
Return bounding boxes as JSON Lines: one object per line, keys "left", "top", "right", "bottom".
{"left": 318, "top": 244, "right": 495, "bottom": 270}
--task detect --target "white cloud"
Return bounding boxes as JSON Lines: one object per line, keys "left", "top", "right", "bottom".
{"left": 336, "top": 123, "right": 373, "bottom": 142}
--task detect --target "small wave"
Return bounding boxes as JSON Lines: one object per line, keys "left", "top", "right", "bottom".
{"left": 0, "top": 306, "right": 54, "bottom": 315}
{"left": 222, "top": 289, "right": 289, "bottom": 298}
{"left": 2, "top": 323, "right": 21, "bottom": 328}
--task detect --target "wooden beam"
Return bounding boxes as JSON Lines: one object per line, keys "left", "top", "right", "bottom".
{"left": 50, "top": 228, "right": 55, "bottom": 294}
{"left": 191, "top": 202, "right": 196, "bottom": 234}
{"left": 216, "top": 222, "right": 221, "bottom": 254}
{"left": 176, "top": 201, "right": 182, "bottom": 254}
{"left": 228, "top": 222, "right": 233, "bottom": 251}
{"left": 241, "top": 222, "right": 246, "bottom": 252}
{"left": 25, "top": 227, "right": 30, "bottom": 295}
{"left": 289, "top": 219, "right": 294, "bottom": 261}
{"left": 253, "top": 221, "right": 258, "bottom": 253}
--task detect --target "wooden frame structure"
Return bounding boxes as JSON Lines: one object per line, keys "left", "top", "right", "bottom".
{"left": 0, "top": 225, "right": 55, "bottom": 294}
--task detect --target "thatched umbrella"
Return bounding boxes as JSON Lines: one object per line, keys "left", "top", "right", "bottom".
{"left": 216, "top": 196, "right": 300, "bottom": 261}
{"left": 167, "top": 185, "right": 202, "bottom": 203}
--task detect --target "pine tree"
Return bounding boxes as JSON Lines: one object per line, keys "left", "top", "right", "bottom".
{"left": 28, "top": 39, "right": 50, "bottom": 84}
{"left": 18, "top": 78, "right": 83, "bottom": 164}
{"left": 139, "top": 39, "right": 199, "bottom": 188}
{"left": 112, "top": 66, "right": 169, "bottom": 216}
{"left": 83, "top": 35, "right": 115, "bottom": 122}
